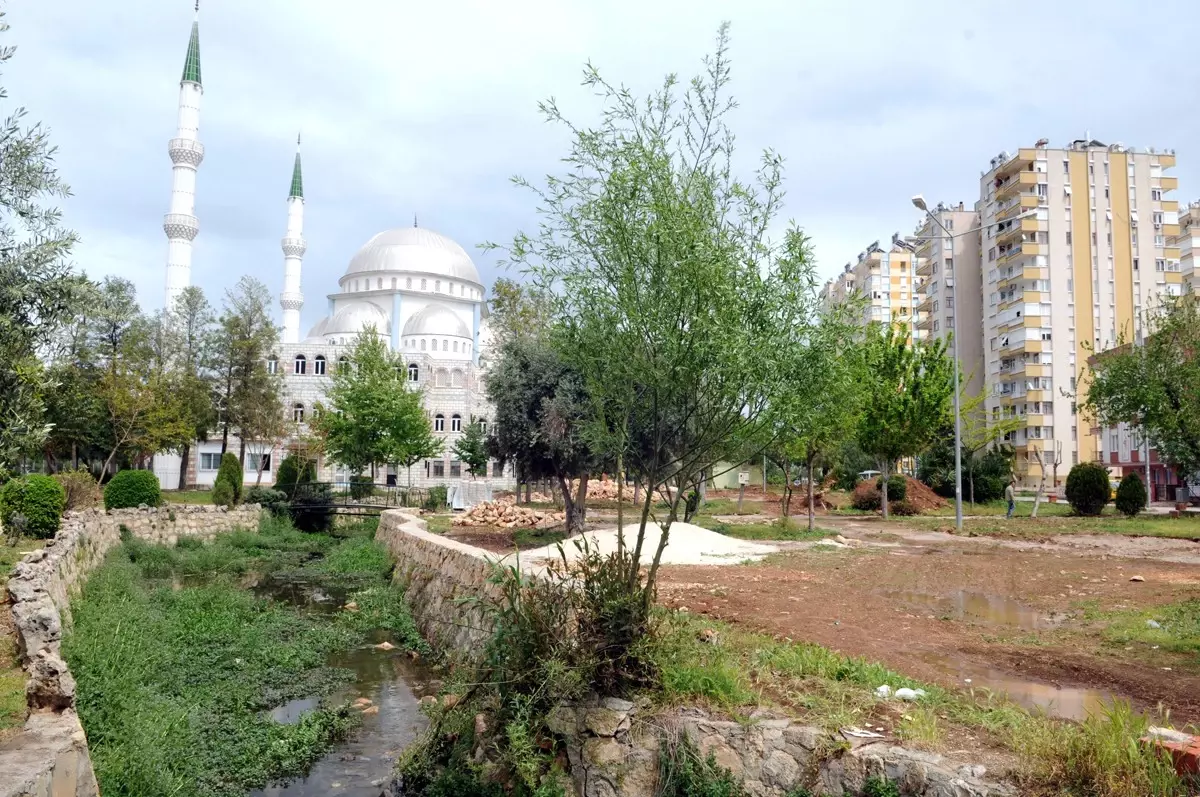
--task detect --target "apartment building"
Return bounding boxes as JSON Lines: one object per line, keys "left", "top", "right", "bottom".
{"left": 977, "top": 139, "right": 1179, "bottom": 487}
{"left": 818, "top": 239, "right": 922, "bottom": 342}
{"left": 911, "top": 202, "right": 984, "bottom": 401}
{"left": 1172, "top": 200, "right": 1200, "bottom": 295}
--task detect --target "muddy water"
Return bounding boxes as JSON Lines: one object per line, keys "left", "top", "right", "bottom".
{"left": 879, "top": 588, "right": 1064, "bottom": 631}
{"left": 248, "top": 572, "right": 437, "bottom": 796}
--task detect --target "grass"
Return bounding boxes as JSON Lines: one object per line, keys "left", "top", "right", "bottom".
{"left": 925, "top": 498, "right": 1079, "bottom": 518}
{"left": 650, "top": 609, "right": 1191, "bottom": 797}
{"left": 423, "top": 513, "right": 453, "bottom": 533}
{"left": 694, "top": 516, "right": 834, "bottom": 542}
{"left": 899, "top": 512, "right": 1200, "bottom": 540}
{"left": 62, "top": 517, "right": 423, "bottom": 797}
{"left": 162, "top": 489, "right": 215, "bottom": 504}
{"left": 1, "top": 537, "right": 43, "bottom": 739}
{"left": 1077, "top": 599, "right": 1200, "bottom": 656}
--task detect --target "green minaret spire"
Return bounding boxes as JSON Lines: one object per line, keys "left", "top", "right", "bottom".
{"left": 289, "top": 134, "right": 304, "bottom": 199}
{"left": 181, "top": 4, "right": 202, "bottom": 86}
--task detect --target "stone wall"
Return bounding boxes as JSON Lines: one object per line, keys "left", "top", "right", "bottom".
{"left": 0, "top": 504, "right": 263, "bottom": 797}
{"left": 376, "top": 509, "right": 504, "bottom": 655}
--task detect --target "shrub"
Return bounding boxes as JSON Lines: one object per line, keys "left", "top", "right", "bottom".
{"left": 1, "top": 474, "right": 67, "bottom": 539}
{"left": 1065, "top": 461, "right": 1110, "bottom": 516}
{"left": 104, "top": 470, "right": 162, "bottom": 510}
{"left": 211, "top": 478, "right": 235, "bottom": 509}
{"left": 215, "top": 452, "right": 242, "bottom": 504}
{"left": 851, "top": 481, "right": 881, "bottom": 511}
{"left": 53, "top": 467, "right": 101, "bottom": 511}
{"left": 348, "top": 475, "right": 374, "bottom": 500}
{"left": 972, "top": 474, "right": 1007, "bottom": 504}
{"left": 658, "top": 733, "right": 746, "bottom": 797}
{"left": 876, "top": 475, "right": 906, "bottom": 502}
{"left": 290, "top": 483, "right": 334, "bottom": 532}
{"left": 244, "top": 486, "right": 289, "bottom": 517}
{"left": 1115, "top": 472, "right": 1148, "bottom": 517}
{"left": 423, "top": 484, "right": 448, "bottom": 511}
{"left": 889, "top": 499, "right": 918, "bottom": 516}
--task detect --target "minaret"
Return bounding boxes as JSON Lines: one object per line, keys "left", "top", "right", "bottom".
{"left": 163, "top": 2, "right": 204, "bottom": 309}
{"left": 280, "top": 135, "right": 306, "bottom": 343}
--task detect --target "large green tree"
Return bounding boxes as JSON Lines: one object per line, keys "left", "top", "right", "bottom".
{"left": 314, "top": 327, "right": 439, "bottom": 483}
{"left": 1083, "top": 295, "right": 1200, "bottom": 488}
{"left": 857, "top": 325, "right": 954, "bottom": 518}
{"left": 214, "top": 277, "right": 281, "bottom": 456}
{"left": 494, "top": 25, "right": 817, "bottom": 603}
{"left": 451, "top": 421, "right": 490, "bottom": 479}
{"left": 0, "top": 12, "right": 84, "bottom": 475}
{"left": 166, "top": 286, "right": 219, "bottom": 489}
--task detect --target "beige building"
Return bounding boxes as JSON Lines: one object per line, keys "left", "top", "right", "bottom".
{"left": 977, "top": 140, "right": 1179, "bottom": 487}
{"left": 818, "top": 239, "right": 922, "bottom": 342}
{"left": 1172, "top": 200, "right": 1200, "bottom": 295}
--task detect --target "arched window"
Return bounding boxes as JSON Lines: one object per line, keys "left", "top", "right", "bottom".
{"left": 338, "top": 356, "right": 351, "bottom": 374}
{"left": 449, "top": 282, "right": 454, "bottom": 294}
{"left": 391, "top": 278, "right": 397, "bottom": 289}
{"left": 451, "top": 414, "right": 462, "bottom": 432}
{"left": 442, "top": 339, "right": 449, "bottom": 351}
{"left": 420, "top": 339, "right": 427, "bottom": 351}
{"left": 421, "top": 279, "right": 427, "bottom": 290}
{"left": 408, "top": 363, "right": 419, "bottom": 382}
{"left": 435, "top": 280, "right": 441, "bottom": 292}
{"left": 406, "top": 277, "right": 412, "bottom": 289}
{"left": 435, "top": 369, "right": 448, "bottom": 387}
{"left": 452, "top": 341, "right": 458, "bottom": 352}
{"left": 451, "top": 369, "right": 464, "bottom": 388}
{"left": 377, "top": 277, "right": 383, "bottom": 289}
{"left": 292, "top": 403, "right": 305, "bottom": 422}
{"left": 314, "top": 355, "right": 326, "bottom": 375}
{"left": 434, "top": 414, "right": 445, "bottom": 432}
{"left": 479, "top": 418, "right": 488, "bottom": 435}
{"left": 294, "top": 354, "right": 307, "bottom": 375}
{"left": 267, "top": 356, "right": 278, "bottom": 375}
{"left": 353, "top": 280, "right": 359, "bottom": 291}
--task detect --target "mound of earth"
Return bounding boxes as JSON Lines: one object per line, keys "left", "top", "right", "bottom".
{"left": 510, "top": 522, "right": 776, "bottom": 566}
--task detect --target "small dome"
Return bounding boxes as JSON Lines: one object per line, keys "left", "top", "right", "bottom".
{"left": 345, "top": 227, "right": 481, "bottom": 285}
{"left": 402, "top": 303, "right": 471, "bottom": 338}
{"left": 322, "top": 301, "right": 390, "bottom": 338}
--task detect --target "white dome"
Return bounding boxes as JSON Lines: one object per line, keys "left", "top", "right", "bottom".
{"left": 403, "top": 303, "right": 471, "bottom": 338}
{"left": 320, "top": 301, "right": 391, "bottom": 338}
{"left": 345, "top": 227, "right": 481, "bottom": 285}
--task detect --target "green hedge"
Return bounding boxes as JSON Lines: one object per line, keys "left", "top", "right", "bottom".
{"left": 1065, "top": 461, "right": 1110, "bottom": 516}
{"left": 103, "top": 470, "right": 163, "bottom": 511}
{"left": 1115, "top": 472, "right": 1148, "bottom": 517}
{"left": 215, "top": 452, "right": 242, "bottom": 505}
{"left": 1, "top": 474, "right": 67, "bottom": 539}
{"left": 244, "top": 486, "right": 289, "bottom": 518}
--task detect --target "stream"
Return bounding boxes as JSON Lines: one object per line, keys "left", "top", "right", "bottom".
{"left": 249, "top": 572, "right": 438, "bottom": 796}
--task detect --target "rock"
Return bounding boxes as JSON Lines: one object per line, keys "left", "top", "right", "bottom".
{"left": 441, "top": 693, "right": 460, "bottom": 709}
{"left": 761, "top": 750, "right": 800, "bottom": 788}
{"left": 343, "top": 601, "right": 359, "bottom": 611}
{"left": 584, "top": 706, "right": 630, "bottom": 737}
{"left": 353, "top": 697, "right": 373, "bottom": 708}
{"left": 475, "top": 713, "right": 488, "bottom": 737}
{"left": 1130, "top": 575, "right": 1145, "bottom": 582}
{"left": 362, "top": 705, "right": 379, "bottom": 715}
{"left": 699, "top": 735, "right": 744, "bottom": 776}
{"left": 957, "top": 764, "right": 988, "bottom": 780}
{"left": 374, "top": 641, "right": 397, "bottom": 651}
{"left": 583, "top": 737, "right": 626, "bottom": 768}
{"left": 25, "top": 650, "right": 76, "bottom": 711}
{"left": 546, "top": 705, "right": 579, "bottom": 736}
{"left": 601, "top": 697, "right": 635, "bottom": 713}
{"left": 698, "top": 628, "right": 720, "bottom": 645}
{"left": 1147, "top": 619, "right": 1162, "bottom": 629}
{"left": 419, "top": 695, "right": 438, "bottom": 707}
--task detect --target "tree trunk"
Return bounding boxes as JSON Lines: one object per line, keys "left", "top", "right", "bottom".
{"left": 178, "top": 441, "right": 191, "bottom": 491}
{"left": 1030, "top": 450, "right": 1045, "bottom": 518}
{"left": 780, "top": 461, "right": 792, "bottom": 519}
{"left": 72, "top": 442, "right": 78, "bottom": 471}
{"left": 880, "top": 459, "right": 890, "bottom": 519}
{"left": 698, "top": 470, "right": 707, "bottom": 506}
{"left": 616, "top": 455, "right": 625, "bottom": 554}
{"left": 558, "top": 473, "right": 589, "bottom": 535}
{"left": 969, "top": 471, "right": 975, "bottom": 506}
{"left": 807, "top": 453, "right": 817, "bottom": 533}
{"left": 633, "top": 481, "right": 641, "bottom": 507}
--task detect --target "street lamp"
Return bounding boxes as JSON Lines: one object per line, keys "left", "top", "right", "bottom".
{"left": 912, "top": 195, "right": 963, "bottom": 533}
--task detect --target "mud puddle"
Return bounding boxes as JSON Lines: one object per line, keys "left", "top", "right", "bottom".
{"left": 879, "top": 588, "right": 1065, "bottom": 631}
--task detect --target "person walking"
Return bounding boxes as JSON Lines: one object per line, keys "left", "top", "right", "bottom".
{"left": 1005, "top": 479, "right": 1016, "bottom": 519}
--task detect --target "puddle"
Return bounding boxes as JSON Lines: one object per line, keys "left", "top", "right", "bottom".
{"left": 880, "top": 589, "right": 1059, "bottom": 630}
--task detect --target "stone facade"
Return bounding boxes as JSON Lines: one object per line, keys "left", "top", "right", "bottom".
{"left": 0, "top": 504, "right": 263, "bottom": 797}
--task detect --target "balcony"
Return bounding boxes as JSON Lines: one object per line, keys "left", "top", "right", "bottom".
{"left": 1160, "top": 176, "right": 1179, "bottom": 191}
{"left": 996, "top": 170, "right": 1039, "bottom": 201}
{"left": 999, "top": 241, "right": 1044, "bottom": 265}
{"left": 994, "top": 148, "right": 1038, "bottom": 179}
{"left": 997, "top": 194, "right": 1042, "bottom": 221}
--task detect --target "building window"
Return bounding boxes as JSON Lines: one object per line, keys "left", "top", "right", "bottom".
{"left": 244, "top": 452, "right": 271, "bottom": 472}
{"left": 442, "top": 339, "right": 449, "bottom": 351}
{"left": 451, "top": 414, "right": 462, "bottom": 432}
{"left": 267, "top": 356, "right": 278, "bottom": 375}
{"left": 294, "top": 354, "right": 306, "bottom": 375}
{"left": 421, "top": 279, "right": 427, "bottom": 290}
{"left": 406, "top": 278, "right": 412, "bottom": 289}
{"left": 392, "top": 278, "right": 397, "bottom": 289}
{"left": 492, "top": 460, "right": 503, "bottom": 477}
{"left": 436, "top": 369, "right": 448, "bottom": 387}
{"left": 450, "top": 460, "right": 461, "bottom": 478}
{"left": 293, "top": 403, "right": 305, "bottom": 422}
{"left": 435, "top": 280, "right": 441, "bottom": 292}
{"left": 434, "top": 414, "right": 445, "bottom": 432}
{"left": 200, "top": 452, "right": 221, "bottom": 471}
{"left": 339, "top": 357, "right": 351, "bottom": 374}
{"left": 420, "top": 339, "right": 427, "bottom": 351}
{"left": 451, "top": 369, "right": 464, "bottom": 388}
{"left": 377, "top": 278, "right": 383, "bottom": 289}
{"left": 314, "top": 355, "right": 326, "bottom": 375}
{"left": 479, "top": 418, "right": 488, "bottom": 435}
{"left": 1110, "top": 433, "right": 1120, "bottom": 452}
{"left": 431, "top": 459, "right": 445, "bottom": 478}
{"left": 453, "top": 340, "right": 458, "bottom": 352}
{"left": 408, "top": 363, "right": 419, "bottom": 382}
{"left": 449, "top": 282, "right": 454, "bottom": 294}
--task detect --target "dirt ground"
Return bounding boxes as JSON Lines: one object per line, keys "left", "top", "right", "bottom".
{"left": 657, "top": 515, "right": 1200, "bottom": 726}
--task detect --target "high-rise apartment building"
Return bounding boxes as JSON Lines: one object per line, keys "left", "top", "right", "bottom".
{"left": 1171, "top": 200, "right": 1200, "bottom": 295}
{"left": 978, "top": 140, "right": 1179, "bottom": 486}
{"left": 818, "top": 239, "right": 922, "bottom": 342}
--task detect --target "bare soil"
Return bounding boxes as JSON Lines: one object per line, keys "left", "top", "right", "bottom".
{"left": 657, "top": 522, "right": 1200, "bottom": 726}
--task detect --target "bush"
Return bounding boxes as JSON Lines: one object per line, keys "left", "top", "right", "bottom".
{"left": 104, "top": 470, "right": 162, "bottom": 510}
{"left": 275, "top": 453, "right": 316, "bottom": 497}
{"left": 876, "top": 475, "right": 906, "bottom": 502}
{"left": 973, "top": 474, "right": 1007, "bottom": 504}
{"left": 423, "top": 484, "right": 448, "bottom": 511}
{"left": 215, "top": 452, "right": 242, "bottom": 505}
{"left": 244, "top": 486, "right": 289, "bottom": 517}
{"left": 290, "top": 483, "right": 334, "bottom": 533}
{"left": 1065, "top": 461, "right": 1111, "bottom": 516}
{"left": 348, "top": 475, "right": 374, "bottom": 500}
{"left": 1, "top": 474, "right": 67, "bottom": 539}
{"left": 1115, "top": 472, "right": 1148, "bottom": 517}
{"left": 53, "top": 467, "right": 101, "bottom": 511}
{"left": 889, "top": 499, "right": 918, "bottom": 516}
{"left": 211, "top": 478, "right": 235, "bottom": 509}
{"left": 851, "top": 481, "right": 881, "bottom": 511}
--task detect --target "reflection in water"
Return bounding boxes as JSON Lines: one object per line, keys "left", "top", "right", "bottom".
{"left": 880, "top": 589, "right": 1057, "bottom": 630}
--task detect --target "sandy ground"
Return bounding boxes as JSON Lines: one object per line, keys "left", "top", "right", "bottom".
{"left": 510, "top": 522, "right": 777, "bottom": 566}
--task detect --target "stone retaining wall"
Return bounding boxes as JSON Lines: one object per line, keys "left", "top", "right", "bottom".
{"left": 0, "top": 504, "right": 263, "bottom": 797}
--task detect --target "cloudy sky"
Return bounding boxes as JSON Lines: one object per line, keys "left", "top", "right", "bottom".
{"left": 9, "top": 0, "right": 1199, "bottom": 331}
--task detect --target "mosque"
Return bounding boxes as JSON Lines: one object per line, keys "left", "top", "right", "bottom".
{"left": 153, "top": 7, "right": 513, "bottom": 490}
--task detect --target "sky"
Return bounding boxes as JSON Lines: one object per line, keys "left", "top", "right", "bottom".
{"left": 8, "top": 0, "right": 1200, "bottom": 333}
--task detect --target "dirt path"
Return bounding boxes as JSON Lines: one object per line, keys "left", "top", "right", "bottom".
{"left": 657, "top": 539, "right": 1200, "bottom": 725}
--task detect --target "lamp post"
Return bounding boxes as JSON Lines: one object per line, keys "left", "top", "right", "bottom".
{"left": 912, "top": 195, "right": 963, "bottom": 533}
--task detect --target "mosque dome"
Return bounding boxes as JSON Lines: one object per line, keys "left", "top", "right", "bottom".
{"left": 307, "top": 300, "right": 390, "bottom": 340}
{"left": 402, "top": 303, "right": 472, "bottom": 338}
{"left": 343, "top": 227, "right": 481, "bottom": 285}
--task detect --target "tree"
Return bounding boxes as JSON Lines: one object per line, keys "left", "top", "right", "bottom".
{"left": 0, "top": 12, "right": 84, "bottom": 476}
{"left": 452, "top": 421, "right": 490, "bottom": 479}
{"left": 1083, "top": 295, "right": 1200, "bottom": 491}
{"left": 1029, "top": 441, "right": 1063, "bottom": 518}
{"left": 1065, "top": 461, "right": 1110, "bottom": 516}
{"left": 314, "top": 327, "right": 439, "bottom": 483}
{"left": 857, "top": 325, "right": 954, "bottom": 518}
{"left": 488, "top": 278, "right": 550, "bottom": 348}
{"left": 166, "top": 286, "right": 219, "bottom": 489}
{"left": 214, "top": 277, "right": 280, "bottom": 455}
{"left": 493, "top": 25, "right": 817, "bottom": 605}
{"left": 917, "top": 386, "right": 1020, "bottom": 506}
{"left": 1115, "top": 471, "right": 1148, "bottom": 517}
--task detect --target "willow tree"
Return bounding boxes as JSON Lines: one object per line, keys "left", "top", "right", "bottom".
{"left": 494, "top": 24, "right": 818, "bottom": 609}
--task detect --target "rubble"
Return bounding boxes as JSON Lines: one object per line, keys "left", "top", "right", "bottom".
{"left": 452, "top": 500, "right": 565, "bottom": 529}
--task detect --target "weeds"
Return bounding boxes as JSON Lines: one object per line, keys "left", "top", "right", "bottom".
{"left": 658, "top": 732, "right": 746, "bottom": 797}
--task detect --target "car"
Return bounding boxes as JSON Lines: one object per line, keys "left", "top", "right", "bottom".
{"left": 858, "top": 470, "right": 881, "bottom": 481}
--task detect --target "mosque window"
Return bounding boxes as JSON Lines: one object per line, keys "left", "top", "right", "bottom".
{"left": 451, "top": 414, "right": 462, "bottom": 432}
{"left": 492, "top": 461, "right": 504, "bottom": 478}
{"left": 443, "top": 339, "right": 449, "bottom": 351}
{"left": 420, "top": 339, "right": 426, "bottom": 351}
{"left": 377, "top": 278, "right": 383, "bottom": 290}
{"left": 435, "top": 280, "right": 441, "bottom": 292}
{"left": 339, "top": 357, "right": 351, "bottom": 374}
{"left": 451, "top": 369, "right": 464, "bottom": 388}
{"left": 314, "top": 355, "right": 326, "bottom": 375}
{"left": 392, "top": 278, "right": 397, "bottom": 289}
{"left": 354, "top": 280, "right": 359, "bottom": 291}
{"left": 421, "top": 279, "right": 427, "bottom": 290}
{"left": 294, "top": 354, "right": 307, "bottom": 375}
{"left": 435, "top": 370, "right": 448, "bottom": 387}
{"left": 434, "top": 414, "right": 445, "bottom": 432}
{"left": 479, "top": 418, "right": 488, "bottom": 435}
{"left": 292, "top": 403, "right": 305, "bottom": 422}
{"left": 452, "top": 341, "right": 458, "bottom": 352}
{"left": 266, "top": 356, "right": 278, "bottom": 375}
{"left": 449, "top": 282, "right": 454, "bottom": 294}
{"left": 407, "top": 278, "right": 412, "bottom": 289}
{"left": 408, "top": 363, "right": 419, "bottom": 382}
